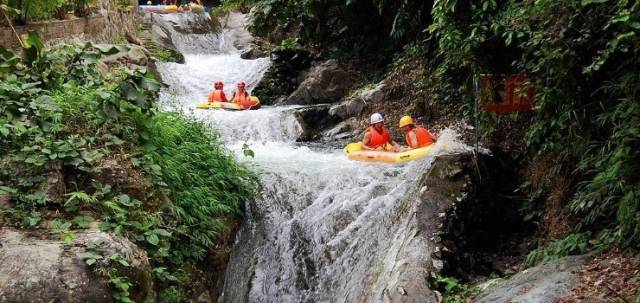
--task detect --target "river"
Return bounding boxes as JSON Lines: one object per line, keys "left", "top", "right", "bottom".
{"left": 153, "top": 12, "right": 471, "bottom": 303}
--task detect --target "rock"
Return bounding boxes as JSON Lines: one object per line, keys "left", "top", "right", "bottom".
{"left": 40, "top": 160, "right": 64, "bottom": 204}
{"left": 99, "top": 45, "right": 150, "bottom": 68}
{"left": 475, "top": 255, "right": 591, "bottom": 303}
{"left": 328, "top": 97, "right": 365, "bottom": 120}
{"left": 252, "top": 48, "right": 312, "bottom": 105}
{"left": 292, "top": 105, "right": 342, "bottom": 141}
{"left": 151, "top": 22, "right": 178, "bottom": 52}
{"left": 125, "top": 32, "right": 143, "bottom": 46}
{"left": 164, "top": 12, "right": 217, "bottom": 35}
{"left": 359, "top": 82, "right": 386, "bottom": 103}
{"left": 327, "top": 81, "right": 386, "bottom": 120}
{"left": 322, "top": 121, "right": 352, "bottom": 139}
{"left": 0, "top": 227, "right": 155, "bottom": 303}
{"left": 127, "top": 45, "right": 149, "bottom": 66}
{"left": 284, "top": 59, "right": 357, "bottom": 105}
{"left": 240, "top": 45, "right": 268, "bottom": 59}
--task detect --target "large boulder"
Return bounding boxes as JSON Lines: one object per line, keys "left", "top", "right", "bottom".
{"left": 328, "top": 98, "right": 365, "bottom": 120}
{"left": 252, "top": 48, "right": 312, "bottom": 105}
{"left": 99, "top": 45, "right": 150, "bottom": 69}
{"left": 0, "top": 227, "right": 155, "bottom": 303}
{"left": 475, "top": 255, "right": 591, "bottom": 303}
{"left": 328, "top": 81, "right": 387, "bottom": 120}
{"left": 292, "top": 105, "right": 342, "bottom": 141}
{"left": 284, "top": 59, "right": 358, "bottom": 105}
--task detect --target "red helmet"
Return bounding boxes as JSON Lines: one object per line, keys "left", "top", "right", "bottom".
{"left": 214, "top": 81, "right": 223, "bottom": 89}
{"left": 237, "top": 80, "right": 246, "bottom": 88}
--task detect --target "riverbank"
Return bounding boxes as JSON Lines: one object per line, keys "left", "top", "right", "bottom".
{"left": 0, "top": 28, "right": 256, "bottom": 302}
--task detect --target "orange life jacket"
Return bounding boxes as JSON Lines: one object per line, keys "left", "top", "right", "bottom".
{"left": 232, "top": 90, "right": 250, "bottom": 105}
{"left": 366, "top": 126, "right": 390, "bottom": 149}
{"left": 406, "top": 127, "right": 435, "bottom": 148}
{"left": 208, "top": 89, "right": 227, "bottom": 103}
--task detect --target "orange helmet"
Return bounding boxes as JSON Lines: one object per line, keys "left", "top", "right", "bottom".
{"left": 214, "top": 81, "right": 223, "bottom": 89}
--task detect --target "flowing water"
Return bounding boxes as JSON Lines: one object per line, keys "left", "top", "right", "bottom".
{"left": 154, "top": 12, "right": 472, "bottom": 303}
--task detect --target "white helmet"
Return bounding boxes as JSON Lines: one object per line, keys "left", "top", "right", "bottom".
{"left": 370, "top": 112, "right": 384, "bottom": 124}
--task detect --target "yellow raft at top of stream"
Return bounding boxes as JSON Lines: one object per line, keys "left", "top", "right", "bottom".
{"left": 344, "top": 141, "right": 437, "bottom": 164}
{"left": 196, "top": 101, "right": 244, "bottom": 110}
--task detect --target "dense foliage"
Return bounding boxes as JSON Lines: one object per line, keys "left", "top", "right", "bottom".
{"left": 0, "top": 33, "right": 257, "bottom": 301}
{"left": 1, "top": 0, "right": 132, "bottom": 24}
{"left": 217, "top": 0, "right": 434, "bottom": 58}
{"left": 427, "top": 0, "right": 640, "bottom": 249}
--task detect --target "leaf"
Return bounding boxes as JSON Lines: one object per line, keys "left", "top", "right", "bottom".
{"left": 85, "top": 258, "right": 97, "bottom": 266}
{"left": 153, "top": 228, "right": 172, "bottom": 237}
{"left": 243, "top": 148, "right": 255, "bottom": 158}
{"left": 580, "top": 0, "right": 609, "bottom": 5}
{"left": 139, "top": 77, "right": 160, "bottom": 92}
{"left": 146, "top": 234, "right": 160, "bottom": 246}
{"left": 73, "top": 215, "right": 95, "bottom": 229}
{"left": 22, "top": 31, "right": 45, "bottom": 65}
{"left": 93, "top": 44, "right": 130, "bottom": 55}
{"left": 61, "top": 232, "right": 77, "bottom": 244}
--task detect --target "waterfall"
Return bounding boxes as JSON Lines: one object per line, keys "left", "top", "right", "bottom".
{"left": 153, "top": 12, "right": 472, "bottom": 303}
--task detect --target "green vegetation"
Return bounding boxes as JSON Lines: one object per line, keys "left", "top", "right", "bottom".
{"left": 434, "top": 274, "right": 480, "bottom": 303}
{"left": 0, "top": 32, "right": 256, "bottom": 301}
{"left": 427, "top": 0, "right": 640, "bottom": 250}
{"left": 524, "top": 233, "right": 591, "bottom": 268}
{"left": 1, "top": 0, "right": 133, "bottom": 24}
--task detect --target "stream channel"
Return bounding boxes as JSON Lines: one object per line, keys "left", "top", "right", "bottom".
{"left": 153, "top": 12, "right": 472, "bottom": 303}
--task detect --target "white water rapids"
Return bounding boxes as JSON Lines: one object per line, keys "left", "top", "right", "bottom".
{"left": 154, "top": 12, "right": 472, "bottom": 303}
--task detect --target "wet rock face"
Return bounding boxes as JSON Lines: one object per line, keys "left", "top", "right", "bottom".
{"left": 377, "top": 155, "right": 475, "bottom": 303}
{"left": 329, "top": 97, "right": 366, "bottom": 120}
{"left": 0, "top": 227, "right": 155, "bottom": 303}
{"left": 284, "top": 59, "right": 359, "bottom": 105}
{"left": 164, "top": 12, "right": 217, "bottom": 35}
{"left": 292, "top": 104, "right": 342, "bottom": 141}
{"left": 439, "top": 152, "right": 534, "bottom": 280}
{"left": 328, "top": 81, "right": 386, "bottom": 120}
{"left": 252, "top": 48, "right": 312, "bottom": 105}
{"left": 475, "top": 255, "right": 591, "bottom": 303}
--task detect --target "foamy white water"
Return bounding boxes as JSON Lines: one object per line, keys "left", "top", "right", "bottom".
{"left": 154, "top": 12, "right": 472, "bottom": 303}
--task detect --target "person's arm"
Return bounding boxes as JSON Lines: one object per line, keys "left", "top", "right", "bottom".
{"left": 389, "top": 138, "right": 403, "bottom": 152}
{"left": 221, "top": 91, "right": 228, "bottom": 102}
{"left": 207, "top": 91, "right": 214, "bottom": 103}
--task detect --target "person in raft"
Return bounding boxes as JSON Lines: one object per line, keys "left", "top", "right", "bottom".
{"left": 362, "top": 113, "right": 401, "bottom": 151}
{"left": 399, "top": 115, "right": 436, "bottom": 149}
{"left": 208, "top": 81, "right": 228, "bottom": 103}
{"left": 231, "top": 81, "right": 258, "bottom": 109}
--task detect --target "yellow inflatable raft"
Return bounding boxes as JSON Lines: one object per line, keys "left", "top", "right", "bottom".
{"left": 344, "top": 141, "right": 436, "bottom": 164}
{"left": 164, "top": 5, "right": 178, "bottom": 13}
{"left": 196, "top": 97, "right": 261, "bottom": 110}
{"left": 190, "top": 4, "right": 204, "bottom": 12}
{"left": 196, "top": 101, "right": 243, "bottom": 110}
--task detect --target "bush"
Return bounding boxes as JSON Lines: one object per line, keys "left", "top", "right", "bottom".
{"left": 0, "top": 33, "right": 257, "bottom": 301}
{"left": 428, "top": 0, "right": 640, "bottom": 249}
{"left": 524, "top": 233, "right": 591, "bottom": 268}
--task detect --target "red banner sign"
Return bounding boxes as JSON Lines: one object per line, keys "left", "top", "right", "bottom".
{"left": 479, "top": 74, "right": 535, "bottom": 113}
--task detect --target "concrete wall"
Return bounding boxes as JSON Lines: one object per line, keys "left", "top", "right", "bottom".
{"left": 0, "top": 10, "right": 137, "bottom": 50}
